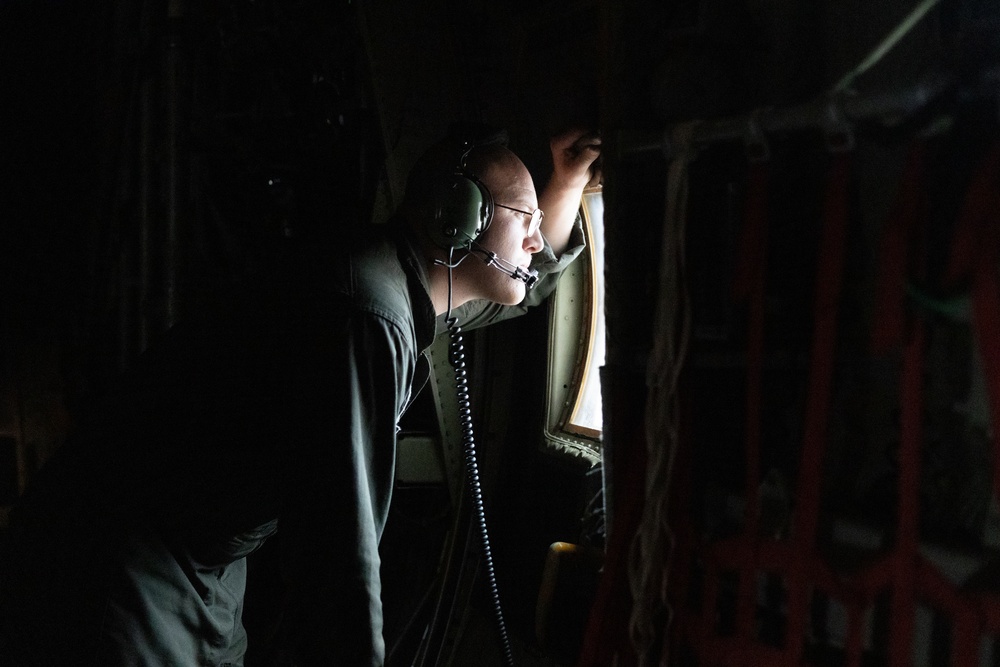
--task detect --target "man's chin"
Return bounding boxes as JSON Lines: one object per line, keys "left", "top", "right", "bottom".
{"left": 504, "top": 285, "right": 527, "bottom": 305}
{"left": 474, "top": 272, "right": 528, "bottom": 306}
{"left": 490, "top": 285, "right": 526, "bottom": 306}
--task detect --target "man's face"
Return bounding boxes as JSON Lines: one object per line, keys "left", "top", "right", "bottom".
{"left": 465, "top": 159, "right": 544, "bottom": 305}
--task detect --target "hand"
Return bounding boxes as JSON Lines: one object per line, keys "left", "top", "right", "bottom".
{"left": 538, "top": 129, "right": 602, "bottom": 256}
{"left": 550, "top": 128, "right": 602, "bottom": 192}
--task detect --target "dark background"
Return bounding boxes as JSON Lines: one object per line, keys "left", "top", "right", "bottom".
{"left": 2, "top": 0, "right": 1000, "bottom": 665}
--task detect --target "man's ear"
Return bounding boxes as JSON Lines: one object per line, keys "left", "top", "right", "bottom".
{"left": 423, "top": 169, "right": 492, "bottom": 250}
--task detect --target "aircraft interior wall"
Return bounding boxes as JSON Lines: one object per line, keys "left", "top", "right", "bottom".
{"left": 595, "top": 0, "right": 1000, "bottom": 665}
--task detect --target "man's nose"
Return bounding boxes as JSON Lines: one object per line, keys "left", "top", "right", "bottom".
{"left": 525, "top": 227, "right": 544, "bottom": 253}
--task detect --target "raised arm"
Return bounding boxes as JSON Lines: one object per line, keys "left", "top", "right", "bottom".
{"left": 538, "top": 129, "right": 602, "bottom": 256}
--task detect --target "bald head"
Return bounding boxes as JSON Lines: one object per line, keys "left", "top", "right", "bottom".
{"left": 461, "top": 143, "right": 530, "bottom": 204}
{"left": 401, "top": 138, "right": 535, "bottom": 248}
{"left": 399, "top": 135, "right": 544, "bottom": 313}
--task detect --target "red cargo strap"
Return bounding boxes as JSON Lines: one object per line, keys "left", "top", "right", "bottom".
{"left": 786, "top": 152, "right": 852, "bottom": 662}
{"left": 868, "top": 141, "right": 932, "bottom": 665}
{"left": 889, "top": 321, "right": 925, "bottom": 666}
{"left": 943, "top": 140, "right": 1000, "bottom": 498}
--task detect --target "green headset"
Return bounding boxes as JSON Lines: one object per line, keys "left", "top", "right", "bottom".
{"left": 425, "top": 142, "right": 496, "bottom": 250}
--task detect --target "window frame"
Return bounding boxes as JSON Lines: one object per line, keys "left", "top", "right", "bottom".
{"left": 542, "top": 186, "right": 604, "bottom": 465}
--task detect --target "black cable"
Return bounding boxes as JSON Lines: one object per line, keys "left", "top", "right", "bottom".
{"left": 436, "top": 243, "right": 514, "bottom": 666}
{"left": 445, "top": 314, "right": 514, "bottom": 667}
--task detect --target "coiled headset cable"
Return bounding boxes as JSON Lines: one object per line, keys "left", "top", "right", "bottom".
{"left": 438, "top": 248, "right": 515, "bottom": 667}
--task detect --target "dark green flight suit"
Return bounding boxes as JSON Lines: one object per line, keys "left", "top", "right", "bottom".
{"left": 0, "top": 218, "right": 583, "bottom": 666}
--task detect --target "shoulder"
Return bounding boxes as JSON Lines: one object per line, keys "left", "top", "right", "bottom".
{"left": 344, "top": 228, "right": 417, "bottom": 328}
{"left": 301, "top": 225, "right": 434, "bottom": 349}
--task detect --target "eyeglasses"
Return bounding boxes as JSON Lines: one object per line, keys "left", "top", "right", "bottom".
{"left": 496, "top": 203, "right": 544, "bottom": 237}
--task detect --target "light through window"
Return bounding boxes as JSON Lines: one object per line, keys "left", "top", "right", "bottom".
{"left": 544, "top": 186, "right": 605, "bottom": 462}
{"left": 564, "top": 189, "right": 604, "bottom": 438}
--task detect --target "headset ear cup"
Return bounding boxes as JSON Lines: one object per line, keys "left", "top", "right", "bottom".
{"left": 427, "top": 172, "right": 492, "bottom": 249}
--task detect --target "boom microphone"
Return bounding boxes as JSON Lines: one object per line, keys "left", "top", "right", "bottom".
{"left": 434, "top": 245, "right": 540, "bottom": 290}
{"left": 478, "top": 249, "right": 539, "bottom": 289}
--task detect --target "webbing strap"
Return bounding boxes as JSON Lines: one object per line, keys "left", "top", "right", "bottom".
{"left": 786, "top": 153, "right": 852, "bottom": 662}
{"left": 868, "top": 141, "right": 931, "bottom": 665}
{"left": 974, "top": 268, "right": 1000, "bottom": 497}
{"left": 943, "top": 140, "right": 1000, "bottom": 498}
{"left": 943, "top": 141, "right": 1000, "bottom": 286}
{"left": 864, "top": 138, "right": 1000, "bottom": 665}
{"left": 669, "top": 135, "right": 999, "bottom": 666}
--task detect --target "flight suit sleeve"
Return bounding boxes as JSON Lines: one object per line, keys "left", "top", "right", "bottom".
{"left": 441, "top": 212, "right": 586, "bottom": 331}
{"left": 275, "top": 306, "right": 415, "bottom": 666}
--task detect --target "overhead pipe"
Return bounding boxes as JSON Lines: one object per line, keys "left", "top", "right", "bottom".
{"left": 620, "top": 66, "right": 1000, "bottom": 161}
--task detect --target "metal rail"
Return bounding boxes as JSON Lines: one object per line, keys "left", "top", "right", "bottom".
{"left": 620, "top": 66, "right": 1000, "bottom": 160}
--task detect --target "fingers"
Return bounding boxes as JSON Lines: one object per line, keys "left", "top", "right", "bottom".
{"left": 587, "top": 165, "right": 603, "bottom": 189}
{"left": 551, "top": 128, "right": 601, "bottom": 153}
{"left": 549, "top": 128, "right": 602, "bottom": 190}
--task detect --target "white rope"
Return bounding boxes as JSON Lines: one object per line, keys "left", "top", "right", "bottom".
{"left": 627, "top": 122, "right": 697, "bottom": 665}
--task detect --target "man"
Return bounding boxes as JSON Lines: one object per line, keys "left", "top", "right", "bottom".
{"left": 0, "top": 127, "right": 600, "bottom": 665}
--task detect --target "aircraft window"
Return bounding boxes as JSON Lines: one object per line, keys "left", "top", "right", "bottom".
{"left": 544, "top": 186, "right": 604, "bottom": 463}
